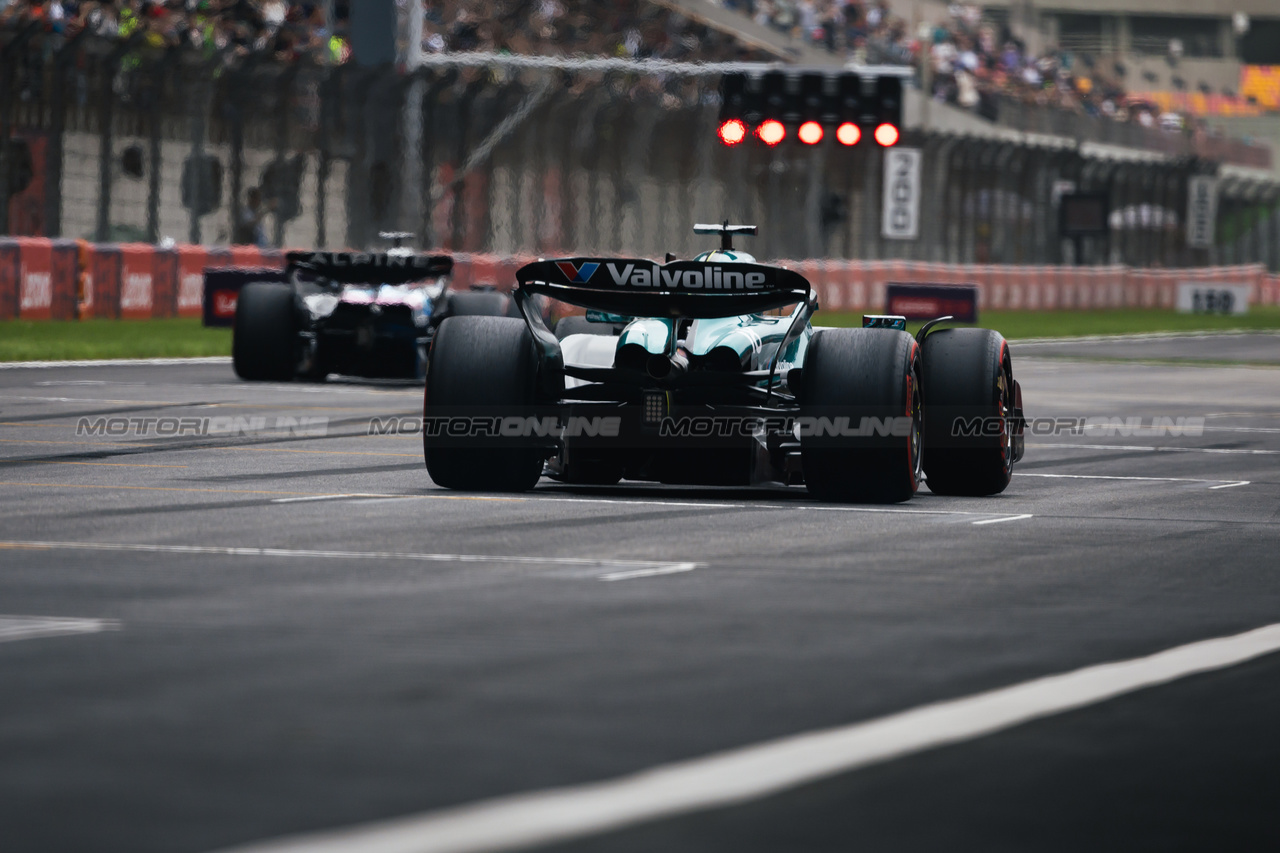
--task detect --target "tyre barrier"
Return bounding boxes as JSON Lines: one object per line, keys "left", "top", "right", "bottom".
{"left": 0, "top": 238, "right": 1276, "bottom": 320}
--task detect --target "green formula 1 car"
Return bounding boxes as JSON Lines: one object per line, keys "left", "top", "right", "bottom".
{"left": 423, "top": 223, "right": 1023, "bottom": 503}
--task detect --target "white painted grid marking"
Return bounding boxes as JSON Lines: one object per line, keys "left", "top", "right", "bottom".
{"left": 0, "top": 541, "right": 700, "bottom": 582}
{"left": 598, "top": 564, "right": 698, "bottom": 582}
{"left": 1030, "top": 442, "right": 1280, "bottom": 456}
{"left": 1011, "top": 330, "right": 1280, "bottom": 345}
{"left": 1018, "top": 472, "right": 1250, "bottom": 489}
{"left": 270, "top": 494, "right": 419, "bottom": 504}
{"left": 971, "top": 514, "right": 1034, "bottom": 525}
{"left": 0, "top": 616, "right": 120, "bottom": 643}
{"left": 208, "top": 622, "right": 1280, "bottom": 853}
{"left": 0, "top": 357, "right": 232, "bottom": 370}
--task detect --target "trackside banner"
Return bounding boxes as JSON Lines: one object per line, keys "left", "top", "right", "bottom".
{"left": 517, "top": 258, "right": 810, "bottom": 295}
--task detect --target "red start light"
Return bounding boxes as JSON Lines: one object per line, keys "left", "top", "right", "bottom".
{"left": 718, "top": 119, "right": 747, "bottom": 146}
{"left": 836, "top": 122, "right": 862, "bottom": 146}
{"left": 874, "top": 123, "right": 900, "bottom": 147}
{"left": 756, "top": 119, "right": 786, "bottom": 146}
{"left": 797, "top": 121, "right": 824, "bottom": 145}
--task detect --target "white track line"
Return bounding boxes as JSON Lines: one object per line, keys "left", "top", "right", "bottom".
{"left": 1029, "top": 442, "right": 1280, "bottom": 456}
{"left": 1018, "top": 472, "right": 1250, "bottom": 489}
{"left": 0, "top": 615, "right": 120, "bottom": 643}
{"left": 209, "top": 622, "right": 1280, "bottom": 853}
{"left": 0, "top": 540, "right": 699, "bottom": 579}
{"left": 971, "top": 513, "right": 1033, "bottom": 525}
{"left": 271, "top": 494, "right": 418, "bottom": 504}
{"left": 0, "top": 357, "right": 231, "bottom": 370}
{"left": 1201, "top": 426, "right": 1280, "bottom": 434}
{"left": 598, "top": 564, "right": 698, "bottom": 582}
{"left": 1011, "top": 330, "right": 1280, "bottom": 345}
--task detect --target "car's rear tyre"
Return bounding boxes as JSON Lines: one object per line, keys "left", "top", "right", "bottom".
{"left": 441, "top": 290, "right": 512, "bottom": 318}
{"left": 423, "top": 316, "right": 545, "bottom": 492}
{"left": 801, "top": 328, "right": 922, "bottom": 503}
{"left": 233, "top": 283, "right": 297, "bottom": 381}
{"left": 921, "top": 327, "right": 1013, "bottom": 496}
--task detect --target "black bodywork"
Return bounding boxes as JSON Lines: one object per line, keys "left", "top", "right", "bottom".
{"left": 287, "top": 251, "right": 453, "bottom": 380}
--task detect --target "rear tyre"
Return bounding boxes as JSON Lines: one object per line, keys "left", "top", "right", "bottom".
{"left": 801, "top": 328, "right": 922, "bottom": 504}
{"left": 233, "top": 283, "right": 297, "bottom": 381}
{"left": 424, "top": 316, "right": 545, "bottom": 492}
{"left": 921, "top": 327, "right": 1013, "bottom": 496}
{"left": 440, "top": 290, "right": 512, "bottom": 318}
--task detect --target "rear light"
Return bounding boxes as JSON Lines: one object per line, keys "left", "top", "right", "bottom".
{"left": 874, "top": 123, "right": 900, "bottom": 147}
{"left": 797, "top": 121, "right": 824, "bottom": 145}
{"left": 835, "top": 122, "right": 861, "bottom": 146}
{"left": 755, "top": 119, "right": 786, "bottom": 146}
{"left": 718, "top": 119, "right": 747, "bottom": 146}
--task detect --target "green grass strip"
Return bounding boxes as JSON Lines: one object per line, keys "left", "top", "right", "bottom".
{"left": 0, "top": 319, "right": 232, "bottom": 362}
{"left": 2, "top": 307, "right": 1279, "bottom": 362}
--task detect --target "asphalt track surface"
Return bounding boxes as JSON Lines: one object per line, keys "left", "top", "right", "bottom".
{"left": 1, "top": 332, "right": 1278, "bottom": 852}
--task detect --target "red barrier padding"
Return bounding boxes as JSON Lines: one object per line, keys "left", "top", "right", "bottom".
{"left": 0, "top": 239, "right": 19, "bottom": 319}
{"left": 259, "top": 248, "right": 286, "bottom": 270}
{"left": 89, "top": 245, "right": 122, "bottom": 318}
{"left": 797, "top": 260, "right": 828, "bottom": 309}
{"left": 12, "top": 237, "right": 54, "bottom": 320}
{"left": 16, "top": 238, "right": 52, "bottom": 318}
{"left": 496, "top": 255, "right": 529, "bottom": 295}
{"left": 846, "top": 260, "right": 868, "bottom": 311}
{"left": 469, "top": 254, "right": 504, "bottom": 291}
{"left": 118, "top": 244, "right": 156, "bottom": 320}
{"left": 152, "top": 246, "right": 179, "bottom": 318}
{"left": 10, "top": 236, "right": 1280, "bottom": 319}
{"left": 449, "top": 252, "right": 474, "bottom": 291}
{"left": 229, "top": 246, "right": 263, "bottom": 269}
{"left": 177, "top": 246, "right": 209, "bottom": 317}
{"left": 50, "top": 239, "right": 79, "bottom": 320}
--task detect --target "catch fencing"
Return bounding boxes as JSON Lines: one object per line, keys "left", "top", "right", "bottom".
{"left": 3, "top": 29, "right": 1280, "bottom": 272}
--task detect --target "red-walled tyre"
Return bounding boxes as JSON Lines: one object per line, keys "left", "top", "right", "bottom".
{"left": 801, "top": 327, "right": 922, "bottom": 503}
{"left": 921, "top": 327, "right": 1014, "bottom": 496}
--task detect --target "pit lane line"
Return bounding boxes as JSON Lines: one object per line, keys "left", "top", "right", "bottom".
{"left": 0, "top": 541, "right": 701, "bottom": 582}
{"left": 0, "top": 615, "right": 120, "bottom": 643}
{"left": 1030, "top": 442, "right": 1280, "bottom": 456}
{"left": 1017, "top": 472, "right": 1251, "bottom": 489}
{"left": 0, "top": 357, "right": 233, "bottom": 369}
{"left": 207, "top": 622, "right": 1280, "bottom": 853}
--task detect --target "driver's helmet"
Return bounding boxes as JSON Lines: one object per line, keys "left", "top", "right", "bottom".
{"left": 693, "top": 249, "right": 756, "bottom": 264}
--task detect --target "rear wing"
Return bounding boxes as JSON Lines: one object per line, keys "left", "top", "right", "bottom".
{"left": 516, "top": 257, "right": 811, "bottom": 319}
{"left": 286, "top": 251, "right": 453, "bottom": 285}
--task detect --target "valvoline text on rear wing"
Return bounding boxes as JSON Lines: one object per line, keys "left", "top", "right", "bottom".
{"left": 516, "top": 258, "right": 812, "bottom": 319}
{"left": 286, "top": 251, "right": 453, "bottom": 285}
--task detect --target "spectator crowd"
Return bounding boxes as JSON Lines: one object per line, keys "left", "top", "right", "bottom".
{"left": 1, "top": 0, "right": 763, "bottom": 65}
{"left": 719, "top": 0, "right": 1197, "bottom": 132}
{"left": 0, "top": 1, "right": 350, "bottom": 64}
{"left": 415, "top": 0, "right": 762, "bottom": 63}
{"left": 0, "top": 0, "right": 1207, "bottom": 130}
